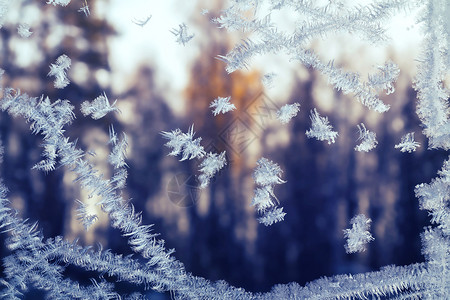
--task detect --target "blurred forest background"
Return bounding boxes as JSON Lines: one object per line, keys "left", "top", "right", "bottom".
{"left": 0, "top": 0, "right": 448, "bottom": 297}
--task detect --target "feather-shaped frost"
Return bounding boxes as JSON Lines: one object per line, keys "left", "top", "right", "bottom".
{"left": 258, "top": 207, "right": 286, "bottom": 226}
{"left": 161, "top": 125, "right": 205, "bottom": 161}
{"left": 354, "top": 123, "right": 378, "bottom": 152}
{"left": 252, "top": 157, "right": 286, "bottom": 226}
{"left": 210, "top": 96, "right": 236, "bottom": 116}
{"left": 198, "top": 151, "right": 227, "bottom": 188}
{"left": 170, "top": 23, "right": 194, "bottom": 46}
{"left": 395, "top": 132, "right": 420, "bottom": 153}
{"left": 306, "top": 108, "right": 338, "bottom": 144}
{"left": 48, "top": 54, "right": 71, "bottom": 89}
{"left": 76, "top": 199, "right": 98, "bottom": 230}
{"left": 81, "top": 92, "right": 119, "bottom": 120}
{"left": 343, "top": 214, "right": 374, "bottom": 253}
{"left": 276, "top": 103, "right": 300, "bottom": 124}
{"left": 253, "top": 157, "right": 286, "bottom": 187}
{"left": 108, "top": 133, "right": 128, "bottom": 169}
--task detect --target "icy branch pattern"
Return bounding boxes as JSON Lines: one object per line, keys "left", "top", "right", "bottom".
{"left": 0, "top": 0, "right": 449, "bottom": 299}
{"left": 162, "top": 125, "right": 226, "bottom": 188}
{"left": 215, "top": 1, "right": 405, "bottom": 112}
{"left": 198, "top": 151, "right": 227, "bottom": 188}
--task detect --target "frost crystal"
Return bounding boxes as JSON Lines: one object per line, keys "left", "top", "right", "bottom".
{"left": 108, "top": 133, "right": 128, "bottom": 169}
{"left": 253, "top": 157, "right": 285, "bottom": 187}
{"left": 78, "top": 3, "right": 90, "bottom": 17}
{"left": 81, "top": 92, "right": 119, "bottom": 120}
{"left": 306, "top": 108, "right": 338, "bottom": 144}
{"left": 210, "top": 96, "right": 236, "bottom": 116}
{"left": 17, "top": 23, "right": 32, "bottom": 38}
{"left": 343, "top": 214, "right": 374, "bottom": 254}
{"left": 76, "top": 200, "right": 98, "bottom": 231}
{"left": 354, "top": 123, "right": 378, "bottom": 152}
{"left": 252, "top": 157, "right": 286, "bottom": 226}
{"left": 368, "top": 61, "right": 400, "bottom": 95}
{"left": 395, "top": 132, "right": 420, "bottom": 153}
{"left": 198, "top": 151, "right": 227, "bottom": 188}
{"left": 258, "top": 207, "right": 286, "bottom": 226}
{"left": 161, "top": 125, "right": 205, "bottom": 161}
{"left": 46, "top": 0, "right": 71, "bottom": 6}
{"left": 48, "top": 54, "right": 71, "bottom": 89}
{"left": 170, "top": 23, "right": 194, "bottom": 46}
{"left": 276, "top": 102, "right": 300, "bottom": 124}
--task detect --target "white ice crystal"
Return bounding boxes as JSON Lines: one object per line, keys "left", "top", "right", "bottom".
{"left": 210, "top": 96, "right": 236, "bottom": 116}
{"left": 252, "top": 157, "right": 286, "bottom": 226}
{"left": 81, "top": 92, "right": 119, "bottom": 120}
{"left": 343, "top": 214, "right": 374, "bottom": 253}
{"left": 258, "top": 207, "right": 286, "bottom": 226}
{"left": 76, "top": 200, "right": 98, "bottom": 231}
{"left": 171, "top": 23, "right": 194, "bottom": 46}
{"left": 306, "top": 108, "right": 338, "bottom": 144}
{"left": 48, "top": 54, "right": 71, "bottom": 89}
{"left": 198, "top": 151, "right": 227, "bottom": 188}
{"left": 276, "top": 102, "right": 300, "bottom": 124}
{"left": 161, "top": 125, "right": 205, "bottom": 161}
{"left": 354, "top": 123, "right": 378, "bottom": 152}
{"left": 395, "top": 132, "right": 420, "bottom": 153}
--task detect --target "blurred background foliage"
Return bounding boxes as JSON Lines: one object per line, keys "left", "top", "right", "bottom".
{"left": 0, "top": 0, "right": 448, "bottom": 296}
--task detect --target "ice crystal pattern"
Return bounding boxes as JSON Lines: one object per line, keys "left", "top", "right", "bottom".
{"left": 395, "top": 132, "right": 421, "bottom": 153}
{"left": 354, "top": 123, "right": 378, "bottom": 152}
{"left": 343, "top": 214, "right": 374, "bottom": 254}
{"left": 276, "top": 102, "right": 300, "bottom": 124}
{"left": 198, "top": 151, "right": 227, "bottom": 188}
{"left": 0, "top": 0, "right": 449, "bottom": 299}
{"left": 162, "top": 125, "right": 226, "bottom": 188}
{"left": 81, "top": 92, "right": 119, "bottom": 120}
{"left": 170, "top": 23, "right": 194, "bottom": 46}
{"left": 209, "top": 96, "right": 236, "bottom": 116}
{"left": 252, "top": 157, "right": 286, "bottom": 226}
{"left": 306, "top": 108, "right": 338, "bottom": 144}
{"left": 48, "top": 54, "right": 71, "bottom": 89}
{"left": 76, "top": 199, "right": 98, "bottom": 231}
